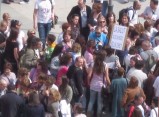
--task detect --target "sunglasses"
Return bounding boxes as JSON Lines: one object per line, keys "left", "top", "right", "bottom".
{"left": 99, "top": 21, "right": 106, "bottom": 23}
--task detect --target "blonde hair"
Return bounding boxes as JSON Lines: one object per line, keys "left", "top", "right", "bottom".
{"left": 49, "top": 89, "right": 61, "bottom": 102}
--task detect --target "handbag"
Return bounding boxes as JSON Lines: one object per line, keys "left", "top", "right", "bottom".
{"left": 101, "top": 65, "right": 109, "bottom": 98}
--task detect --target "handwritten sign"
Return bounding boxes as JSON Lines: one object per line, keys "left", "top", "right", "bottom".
{"left": 109, "top": 25, "right": 129, "bottom": 50}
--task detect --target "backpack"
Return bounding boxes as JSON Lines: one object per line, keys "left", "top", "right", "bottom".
{"left": 118, "top": 7, "right": 135, "bottom": 23}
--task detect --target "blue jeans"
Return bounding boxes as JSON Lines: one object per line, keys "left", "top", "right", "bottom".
{"left": 38, "top": 22, "right": 52, "bottom": 48}
{"left": 87, "top": 90, "right": 103, "bottom": 117}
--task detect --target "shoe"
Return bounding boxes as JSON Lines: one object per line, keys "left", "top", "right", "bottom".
{"left": 3, "top": 1, "right": 10, "bottom": 4}
{"left": 9, "top": 0, "right": 14, "bottom": 2}
{"left": 123, "top": 1, "right": 129, "bottom": 3}
{"left": 19, "top": 1, "right": 26, "bottom": 4}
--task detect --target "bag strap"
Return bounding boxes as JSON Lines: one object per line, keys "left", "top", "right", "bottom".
{"left": 154, "top": 108, "right": 158, "bottom": 117}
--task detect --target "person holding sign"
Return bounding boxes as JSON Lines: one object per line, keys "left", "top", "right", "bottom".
{"left": 88, "top": 26, "right": 108, "bottom": 50}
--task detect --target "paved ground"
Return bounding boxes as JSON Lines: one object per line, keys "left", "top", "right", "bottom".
{"left": 0, "top": 0, "right": 149, "bottom": 116}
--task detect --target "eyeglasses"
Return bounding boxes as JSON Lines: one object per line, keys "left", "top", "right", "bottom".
{"left": 95, "top": 32, "right": 101, "bottom": 35}
{"left": 99, "top": 21, "right": 106, "bottom": 23}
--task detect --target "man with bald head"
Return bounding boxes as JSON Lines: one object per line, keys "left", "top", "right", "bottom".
{"left": 140, "top": 40, "right": 158, "bottom": 73}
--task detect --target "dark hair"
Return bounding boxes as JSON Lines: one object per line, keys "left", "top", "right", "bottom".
{"left": 59, "top": 75, "right": 69, "bottom": 94}
{"left": 132, "top": 106, "right": 143, "bottom": 117}
{"left": 47, "top": 34, "right": 56, "bottom": 43}
{"left": 27, "top": 36, "right": 38, "bottom": 48}
{"left": 119, "top": 13, "right": 130, "bottom": 26}
{"left": 130, "top": 30, "right": 139, "bottom": 40}
{"left": 10, "top": 19, "right": 20, "bottom": 28}
{"left": 28, "top": 91, "right": 40, "bottom": 106}
{"left": 128, "top": 46, "right": 137, "bottom": 54}
{"left": 62, "top": 22, "right": 71, "bottom": 32}
{"left": 104, "top": 46, "right": 114, "bottom": 56}
{"left": 71, "top": 14, "right": 79, "bottom": 19}
{"left": 37, "top": 60, "right": 48, "bottom": 74}
{"left": 7, "top": 83, "right": 16, "bottom": 91}
{"left": 4, "top": 62, "right": 12, "bottom": 71}
{"left": 144, "top": 20, "right": 152, "bottom": 30}
{"left": 93, "top": 50, "right": 106, "bottom": 74}
{"left": 117, "top": 67, "right": 125, "bottom": 77}
{"left": 8, "top": 28, "right": 19, "bottom": 41}
{"left": 59, "top": 53, "right": 72, "bottom": 66}
{"left": 151, "top": 0, "right": 158, "bottom": 5}
{"left": 51, "top": 44, "right": 63, "bottom": 59}
{"left": 63, "top": 30, "right": 72, "bottom": 39}
{"left": 87, "top": 40, "right": 95, "bottom": 48}
{"left": 135, "top": 60, "right": 144, "bottom": 69}
{"left": 128, "top": 76, "right": 138, "bottom": 88}
{"left": 152, "top": 97, "right": 158, "bottom": 107}
{"left": 106, "top": 12, "right": 116, "bottom": 26}
{"left": 154, "top": 19, "right": 159, "bottom": 29}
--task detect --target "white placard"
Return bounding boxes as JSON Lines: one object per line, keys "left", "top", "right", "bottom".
{"left": 109, "top": 25, "right": 129, "bottom": 50}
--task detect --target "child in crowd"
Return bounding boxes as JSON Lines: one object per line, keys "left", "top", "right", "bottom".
{"left": 74, "top": 103, "right": 86, "bottom": 117}
{"left": 45, "top": 34, "right": 56, "bottom": 63}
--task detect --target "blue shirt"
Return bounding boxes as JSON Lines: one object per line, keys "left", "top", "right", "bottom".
{"left": 88, "top": 31, "right": 108, "bottom": 49}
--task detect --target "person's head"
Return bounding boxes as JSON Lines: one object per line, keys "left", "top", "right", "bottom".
{"left": 120, "top": 13, "right": 129, "bottom": 26}
{"left": 152, "top": 97, "right": 158, "bottom": 107}
{"left": 141, "top": 40, "right": 151, "bottom": 51}
{"left": 117, "top": 67, "right": 125, "bottom": 77}
{"left": 154, "top": 36, "right": 159, "bottom": 46}
{"left": 93, "top": 50, "right": 106, "bottom": 74}
{"left": 51, "top": 44, "right": 63, "bottom": 59}
{"left": 7, "top": 83, "right": 16, "bottom": 91}
{"left": 104, "top": 46, "right": 114, "bottom": 56}
{"left": 150, "top": 0, "right": 158, "bottom": 10}
{"left": 59, "top": 75, "right": 69, "bottom": 91}
{"left": 48, "top": 88, "right": 61, "bottom": 102}
{"left": 130, "top": 56, "right": 138, "bottom": 67}
{"left": 37, "top": 73, "right": 47, "bottom": 84}
{"left": 28, "top": 91, "right": 40, "bottom": 106}
{"left": 71, "top": 14, "right": 79, "bottom": 25}
{"left": 97, "top": 15, "right": 107, "bottom": 27}
{"left": 36, "top": 60, "right": 48, "bottom": 73}
{"left": 27, "top": 36, "right": 38, "bottom": 49}
{"left": 78, "top": 0, "right": 86, "bottom": 9}
{"left": 45, "top": 75, "right": 55, "bottom": 87}
{"left": 129, "top": 30, "right": 140, "bottom": 41}
{"left": 95, "top": 26, "right": 102, "bottom": 37}
{"left": 133, "top": 0, "right": 141, "bottom": 10}
{"left": 72, "top": 43, "right": 81, "bottom": 53}
{"left": 76, "top": 35, "right": 86, "bottom": 46}
{"left": 18, "top": 67, "right": 30, "bottom": 87}
{"left": 36, "top": 38, "right": 42, "bottom": 50}
{"left": 92, "top": 3, "right": 102, "bottom": 13}
{"left": 154, "top": 19, "right": 159, "bottom": 30}
{"left": 128, "top": 76, "right": 138, "bottom": 88}
{"left": 0, "top": 79, "right": 8, "bottom": 90}
{"left": 86, "top": 40, "right": 95, "bottom": 53}
{"left": 144, "top": 20, "right": 152, "bottom": 32}
{"left": 10, "top": 19, "right": 21, "bottom": 29}
{"left": 75, "top": 56, "right": 84, "bottom": 67}
{"left": 63, "top": 31, "right": 72, "bottom": 42}
{"left": 27, "top": 29, "right": 36, "bottom": 38}
{"left": 134, "top": 94, "right": 144, "bottom": 105}
{"left": 46, "top": 34, "right": 56, "bottom": 45}
{"left": 2, "top": 13, "right": 10, "bottom": 23}
{"left": 0, "top": 21, "right": 7, "bottom": 32}
{"left": 62, "top": 22, "right": 71, "bottom": 32}
{"left": 8, "top": 27, "right": 19, "bottom": 41}
{"left": 3, "top": 62, "right": 12, "bottom": 75}
{"left": 134, "top": 60, "right": 144, "bottom": 70}
{"left": 128, "top": 46, "right": 138, "bottom": 55}
{"left": 59, "top": 52, "right": 72, "bottom": 66}
{"left": 106, "top": 12, "right": 116, "bottom": 26}
{"left": 74, "top": 103, "right": 83, "bottom": 114}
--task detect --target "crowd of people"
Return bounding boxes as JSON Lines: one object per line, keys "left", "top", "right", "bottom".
{"left": 0, "top": 0, "right": 159, "bottom": 117}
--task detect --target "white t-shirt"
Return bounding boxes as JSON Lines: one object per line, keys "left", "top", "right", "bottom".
{"left": 153, "top": 45, "right": 159, "bottom": 58}
{"left": 128, "top": 9, "right": 138, "bottom": 26}
{"left": 149, "top": 107, "right": 158, "bottom": 117}
{"left": 143, "top": 6, "right": 159, "bottom": 21}
{"left": 153, "top": 76, "right": 159, "bottom": 97}
{"left": 34, "top": 0, "right": 55, "bottom": 23}
{"left": 17, "top": 30, "right": 25, "bottom": 51}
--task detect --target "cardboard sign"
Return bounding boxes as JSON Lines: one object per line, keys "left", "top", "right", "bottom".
{"left": 109, "top": 25, "right": 129, "bottom": 50}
